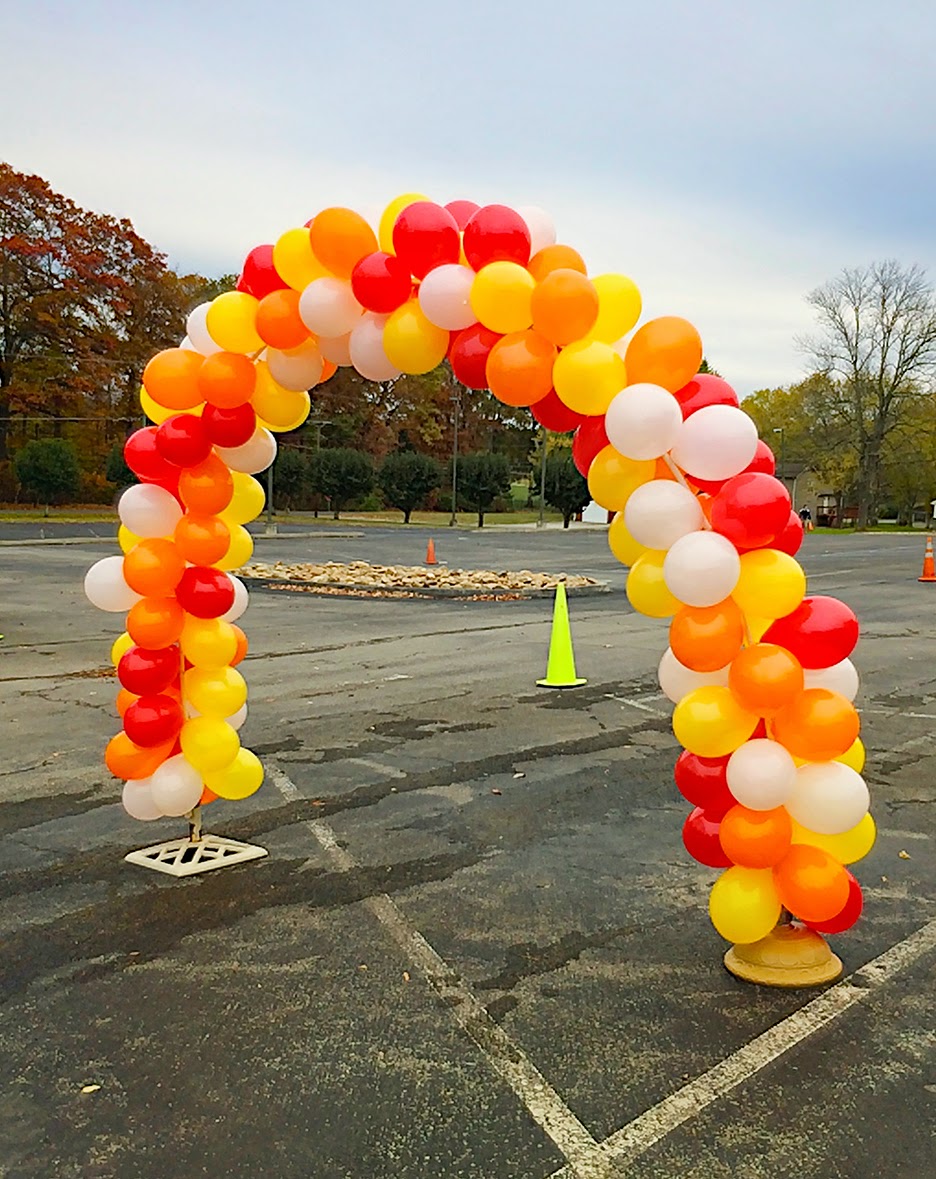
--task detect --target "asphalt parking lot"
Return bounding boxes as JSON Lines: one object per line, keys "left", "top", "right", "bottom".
{"left": 1, "top": 525, "right": 934, "bottom": 1178}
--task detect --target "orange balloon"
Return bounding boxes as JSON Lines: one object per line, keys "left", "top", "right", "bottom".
{"left": 773, "top": 844, "right": 850, "bottom": 923}
{"left": 127, "top": 596, "right": 185, "bottom": 649}
{"left": 320, "top": 359, "right": 338, "bottom": 383}
{"left": 485, "top": 330, "right": 556, "bottom": 407}
{"left": 174, "top": 513, "right": 231, "bottom": 565}
{"left": 105, "top": 733, "right": 174, "bottom": 780}
{"left": 729, "top": 643, "right": 804, "bottom": 716}
{"left": 530, "top": 269, "right": 599, "bottom": 346}
{"left": 200, "top": 785, "right": 219, "bottom": 805}
{"left": 115, "top": 688, "right": 138, "bottom": 718}
{"left": 670, "top": 599, "right": 745, "bottom": 673}
{"left": 309, "top": 208, "right": 378, "bottom": 279}
{"left": 179, "top": 454, "right": 234, "bottom": 515}
{"left": 197, "top": 352, "right": 257, "bottom": 409}
{"left": 142, "top": 348, "right": 204, "bottom": 410}
{"left": 528, "top": 244, "right": 587, "bottom": 282}
{"left": 256, "top": 289, "right": 310, "bottom": 350}
{"left": 771, "top": 688, "right": 860, "bottom": 761}
{"left": 231, "top": 624, "right": 249, "bottom": 666}
{"left": 720, "top": 805, "right": 792, "bottom": 868}
{"left": 624, "top": 316, "right": 703, "bottom": 393}
{"left": 123, "top": 538, "right": 185, "bottom": 597}
{"left": 654, "top": 457, "right": 679, "bottom": 482}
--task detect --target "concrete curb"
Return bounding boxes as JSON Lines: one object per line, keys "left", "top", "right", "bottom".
{"left": 241, "top": 576, "right": 611, "bottom": 601}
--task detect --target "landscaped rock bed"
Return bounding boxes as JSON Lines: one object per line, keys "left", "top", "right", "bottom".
{"left": 238, "top": 560, "right": 608, "bottom": 600}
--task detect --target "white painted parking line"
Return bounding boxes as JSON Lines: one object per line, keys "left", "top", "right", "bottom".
{"left": 270, "top": 766, "right": 603, "bottom": 1174}
{"left": 546, "top": 918, "right": 936, "bottom": 1178}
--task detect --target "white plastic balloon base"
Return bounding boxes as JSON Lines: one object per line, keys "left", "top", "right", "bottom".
{"left": 125, "top": 835, "right": 268, "bottom": 877}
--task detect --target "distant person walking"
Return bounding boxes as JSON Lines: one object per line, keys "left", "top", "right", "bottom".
{"left": 799, "top": 506, "right": 814, "bottom": 532}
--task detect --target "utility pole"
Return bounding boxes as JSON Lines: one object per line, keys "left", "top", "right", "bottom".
{"left": 538, "top": 427, "right": 547, "bottom": 528}
{"left": 265, "top": 461, "right": 276, "bottom": 536}
{"left": 449, "top": 390, "right": 461, "bottom": 527}
{"left": 773, "top": 427, "right": 786, "bottom": 502}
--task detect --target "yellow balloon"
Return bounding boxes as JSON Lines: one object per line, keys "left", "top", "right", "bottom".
{"left": 180, "top": 616, "right": 238, "bottom": 669}
{"left": 383, "top": 302, "right": 449, "bottom": 374}
{"left": 379, "top": 192, "right": 430, "bottom": 253}
{"left": 672, "top": 685, "right": 759, "bottom": 757}
{"left": 183, "top": 666, "right": 247, "bottom": 717}
{"left": 180, "top": 717, "right": 240, "bottom": 774}
{"left": 216, "top": 524, "right": 254, "bottom": 571}
{"left": 118, "top": 525, "right": 141, "bottom": 555}
{"left": 626, "top": 550, "right": 681, "bottom": 617}
{"left": 837, "top": 737, "right": 866, "bottom": 773}
{"left": 272, "top": 227, "right": 328, "bottom": 291}
{"left": 608, "top": 512, "right": 648, "bottom": 567}
{"left": 205, "top": 291, "right": 264, "bottom": 354}
{"left": 553, "top": 340, "right": 626, "bottom": 416}
{"left": 469, "top": 262, "right": 535, "bottom": 334}
{"left": 745, "top": 615, "right": 772, "bottom": 642}
{"left": 790, "top": 813, "right": 876, "bottom": 864}
{"left": 204, "top": 747, "right": 264, "bottom": 801}
{"left": 111, "top": 631, "right": 134, "bottom": 667}
{"left": 732, "top": 549, "right": 806, "bottom": 619}
{"left": 222, "top": 472, "right": 266, "bottom": 526}
{"left": 585, "top": 273, "right": 642, "bottom": 343}
{"left": 251, "top": 362, "right": 312, "bottom": 431}
{"left": 709, "top": 866, "right": 781, "bottom": 944}
{"left": 587, "top": 446, "right": 654, "bottom": 512}
{"left": 140, "top": 387, "right": 174, "bottom": 425}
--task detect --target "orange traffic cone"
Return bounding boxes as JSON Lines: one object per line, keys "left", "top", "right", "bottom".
{"left": 919, "top": 536, "right": 936, "bottom": 582}
{"left": 425, "top": 538, "right": 437, "bottom": 565}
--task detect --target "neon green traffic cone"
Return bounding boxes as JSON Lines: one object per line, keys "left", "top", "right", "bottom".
{"left": 536, "top": 582, "right": 586, "bottom": 688}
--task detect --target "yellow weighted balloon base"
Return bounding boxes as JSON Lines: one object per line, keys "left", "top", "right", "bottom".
{"left": 724, "top": 923, "right": 843, "bottom": 988}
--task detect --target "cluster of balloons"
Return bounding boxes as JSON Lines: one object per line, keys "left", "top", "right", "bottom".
{"left": 574, "top": 366, "right": 870, "bottom": 944}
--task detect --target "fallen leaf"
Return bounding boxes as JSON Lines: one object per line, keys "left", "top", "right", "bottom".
{"left": 513, "top": 772, "right": 525, "bottom": 779}
{"left": 80, "top": 1085, "right": 101, "bottom": 1094}
{"left": 898, "top": 850, "right": 911, "bottom": 860}
{"left": 491, "top": 788, "right": 502, "bottom": 796}
{"left": 402, "top": 971, "right": 411, "bottom": 983}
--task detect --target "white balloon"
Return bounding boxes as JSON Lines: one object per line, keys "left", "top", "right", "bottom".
{"left": 118, "top": 484, "right": 183, "bottom": 538}
{"left": 84, "top": 556, "right": 142, "bottom": 613}
{"left": 727, "top": 739, "right": 798, "bottom": 810}
{"left": 221, "top": 575, "right": 249, "bottom": 622}
{"left": 663, "top": 531, "right": 740, "bottom": 607}
{"left": 417, "top": 264, "right": 476, "bottom": 330}
{"left": 803, "top": 659, "right": 859, "bottom": 701}
{"left": 266, "top": 340, "right": 324, "bottom": 391}
{"left": 227, "top": 703, "right": 248, "bottom": 731}
{"left": 318, "top": 332, "right": 353, "bottom": 366}
{"left": 658, "top": 647, "right": 729, "bottom": 703}
{"left": 349, "top": 314, "right": 402, "bottom": 381}
{"left": 216, "top": 427, "right": 277, "bottom": 474}
{"left": 150, "top": 754, "right": 204, "bottom": 817}
{"left": 670, "top": 405, "right": 758, "bottom": 482}
{"left": 298, "top": 277, "right": 363, "bottom": 338}
{"left": 624, "top": 480, "right": 704, "bottom": 550}
{"left": 122, "top": 778, "right": 164, "bottom": 821}
{"left": 605, "top": 383, "right": 683, "bottom": 460}
{"left": 786, "top": 762, "right": 870, "bottom": 834}
{"left": 517, "top": 205, "right": 556, "bottom": 257}
{"left": 186, "top": 302, "right": 223, "bottom": 355}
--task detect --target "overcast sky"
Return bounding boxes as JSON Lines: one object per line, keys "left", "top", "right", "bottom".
{"left": 4, "top": 0, "right": 934, "bottom": 394}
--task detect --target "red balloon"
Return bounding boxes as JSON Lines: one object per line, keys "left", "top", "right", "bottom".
{"left": 673, "top": 373, "right": 739, "bottom": 419}
{"left": 531, "top": 389, "right": 586, "bottom": 433}
{"left": 682, "top": 807, "right": 732, "bottom": 867}
{"left": 237, "top": 244, "right": 288, "bottom": 299}
{"left": 761, "top": 596, "right": 859, "bottom": 669}
{"left": 571, "top": 417, "right": 609, "bottom": 476}
{"left": 674, "top": 751, "right": 736, "bottom": 818}
{"left": 449, "top": 324, "right": 502, "bottom": 389}
{"left": 176, "top": 566, "right": 236, "bottom": 619}
{"left": 118, "top": 644, "right": 181, "bottom": 695}
{"left": 155, "top": 414, "right": 212, "bottom": 468}
{"left": 772, "top": 509, "right": 804, "bottom": 556}
{"left": 445, "top": 200, "right": 480, "bottom": 230}
{"left": 392, "top": 202, "right": 460, "bottom": 279}
{"left": 202, "top": 403, "right": 257, "bottom": 448}
{"left": 463, "top": 205, "right": 532, "bottom": 270}
{"left": 124, "top": 428, "right": 176, "bottom": 484}
{"left": 123, "top": 693, "right": 184, "bottom": 748}
{"left": 805, "top": 872, "right": 863, "bottom": 934}
{"left": 710, "top": 472, "right": 790, "bottom": 549}
{"left": 351, "top": 251, "right": 413, "bottom": 313}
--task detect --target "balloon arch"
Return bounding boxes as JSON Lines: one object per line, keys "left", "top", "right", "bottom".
{"left": 84, "top": 195, "right": 871, "bottom": 958}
